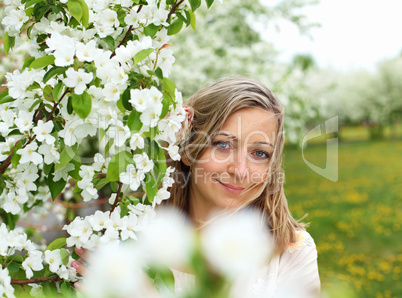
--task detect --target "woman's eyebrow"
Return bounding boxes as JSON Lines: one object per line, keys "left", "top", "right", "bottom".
{"left": 214, "top": 132, "right": 274, "bottom": 148}
{"left": 214, "top": 132, "right": 237, "bottom": 140}
{"left": 252, "top": 141, "right": 274, "bottom": 149}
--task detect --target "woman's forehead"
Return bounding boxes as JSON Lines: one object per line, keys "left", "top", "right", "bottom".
{"left": 219, "top": 108, "right": 278, "bottom": 141}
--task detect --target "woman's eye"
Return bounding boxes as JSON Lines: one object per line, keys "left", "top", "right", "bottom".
{"left": 213, "top": 141, "right": 231, "bottom": 150}
{"left": 253, "top": 150, "right": 270, "bottom": 159}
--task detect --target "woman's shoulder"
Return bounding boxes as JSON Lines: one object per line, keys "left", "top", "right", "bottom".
{"left": 286, "top": 230, "right": 316, "bottom": 254}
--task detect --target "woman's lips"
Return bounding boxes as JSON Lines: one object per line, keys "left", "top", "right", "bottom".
{"left": 217, "top": 181, "right": 245, "bottom": 194}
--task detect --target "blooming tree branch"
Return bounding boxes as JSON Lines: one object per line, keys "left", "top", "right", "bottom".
{"left": 0, "top": 0, "right": 217, "bottom": 296}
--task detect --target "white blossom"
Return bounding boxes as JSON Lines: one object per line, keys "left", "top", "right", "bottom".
{"left": 22, "top": 250, "right": 44, "bottom": 279}
{"left": 33, "top": 120, "right": 55, "bottom": 144}
{"left": 44, "top": 249, "right": 63, "bottom": 273}
{"left": 106, "top": 121, "right": 130, "bottom": 147}
{"left": 14, "top": 110, "right": 33, "bottom": 133}
{"left": 16, "top": 142, "right": 43, "bottom": 165}
{"left": 133, "top": 152, "right": 154, "bottom": 173}
{"left": 63, "top": 68, "right": 93, "bottom": 95}
{"left": 38, "top": 143, "right": 60, "bottom": 164}
{"left": 75, "top": 40, "right": 99, "bottom": 62}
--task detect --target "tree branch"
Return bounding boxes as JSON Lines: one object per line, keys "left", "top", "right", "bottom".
{"left": 11, "top": 276, "right": 61, "bottom": 285}
{"left": 110, "top": 26, "right": 133, "bottom": 58}
{"left": 167, "top": 0, "right": 185, "bottom": 22}
{"left": 46, "top": 89, "right": 69, "bottom": 122}
{"left": 110, "top": 182, "right": 123, "bottom": 215}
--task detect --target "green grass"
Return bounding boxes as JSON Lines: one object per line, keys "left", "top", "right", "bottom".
{"left": 283, "top": 139, "right": 401, "bottom": 298}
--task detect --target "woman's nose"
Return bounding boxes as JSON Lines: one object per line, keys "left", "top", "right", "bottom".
{"left": 227, "top": 150, "right": 249, "bottom": 179}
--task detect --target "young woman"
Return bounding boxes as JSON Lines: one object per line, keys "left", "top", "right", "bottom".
{"left": 164, "top": 77, "right": 320, "bottom": 297}
{"left": 74, "top": 77, "right": 320, "bottom": 297}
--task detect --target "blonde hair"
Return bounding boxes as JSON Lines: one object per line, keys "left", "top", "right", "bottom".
{"left": 165, "top": 77, "right": 305, "bottom": 253}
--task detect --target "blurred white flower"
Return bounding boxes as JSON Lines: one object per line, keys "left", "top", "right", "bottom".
{"left": 141, "top": 207, "right": 193, "bottom": 268}
{"left": 83, "top": 243, "right": 146, "bottom": 298}
{"left": 201, "top": 210, "right": 274, "bottom": 279}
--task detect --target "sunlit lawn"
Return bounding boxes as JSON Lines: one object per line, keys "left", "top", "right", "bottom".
{"left": 283, "top": 137, "right": 401, "bottom": 297}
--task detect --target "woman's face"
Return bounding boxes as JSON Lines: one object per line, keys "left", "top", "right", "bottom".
{"left": 188, "top": 107, "right": 278, "bottom": 218}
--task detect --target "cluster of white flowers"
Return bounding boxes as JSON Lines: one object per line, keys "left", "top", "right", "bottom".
{"left": 81, "top": 207, "right": 273, "bottom": 297}
{"left": 0, "top": 223, "right": 77, "bottom": 296}
{"left": 63, "top": 204, "right": 155, "bottom": 249}
{"left": 0, "top": 0, "right": 215, "bottom": 292}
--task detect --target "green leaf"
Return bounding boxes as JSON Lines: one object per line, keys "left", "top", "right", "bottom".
{"left": 68, "top": 158, "right": 81, "bottom": 180}
{"left": 43, "top": 85, "right": 53, "bottom": 102}
{"left": 104, "top": 138, "right": 114, "bottom": 155}
{"left": 102, "top": 36, "right": 115, "bottom": 51}
{"left": 155, "top": 67, "right": 163, "bottom": 80}
{"left": 25, "top": 6, "right": 34, "bottom": 17}
{"left": 157, "top": 145, "right": 167, "bottom": 175}
{"left": 0, "top": 89, "right": 9, "bottom": 101}
{"left": 43, "top": 162, "right": 53, "bottom": 176}
{"left": 0, "top": 95, "right": 15, "bottom": 105}
{"left": 95, "top": 178, "right": 110, "bottom": 190}
{"left": 29, "top": 55, "right": 55, "bottom": 69}
{"left": 189, "top": 9, "right": 196, "bottom": 31}
{"left": 7, "top": 262, "right": 20, "bottom": 273}
{"left": 176, "top": 12, "right": 188, "bottom": 25}
{"left": 190, "top": 0, "right": 201, "bottom": 12}
{"left": 119, "top": 202, "right": 129, "bottom": 217}
{"left": 121, "top": 89, "right": 132, "bottom": 111}
{"left": 160, "top": 94, "right": 169, "bottom": 120}
{"left": 145, "top": 173, "right": 157, "bottom": 202}
{"left": 60, "top": 281, "right": 73, "bottom": 297}
{"left": 28, "top": 99, "right": 41, "bottom": 112}
{"left": 72, "top": 92, "right": 92, "bottom": 119}
{"left": 52, "top": 82, "right": 64, "bottom": 101}
{"left": 116, "top": 97, "right": 125, "bottom": 113}
{"left": 60, "top": 248, "right": 70, "bottom": 265}
{"left": 67, "top": 96, "right": 73, "bottom": 114}
{"left": 22, "top": 57, "right": 35, "bottom": 70}
{"left": 206, "top": 0, "right": 215, "bottom": 8}
{"left": 1, "top": 213, "right": 19, "bottom": 230}
{"left": 127, "top": 110, "right": 143, "bottom": 133}
{"left": 3, "top": 32, "right": 15, "bottom": 55}
{"left": 55, "top": 145, "right": 77, "bottom": 171}
{"left": 33, "top": 3, "right": 51, "bottom": 21}
{"left": 25, "top": 0, "right": 42, "bottom": 8}
{"left": 48, "top": 172, "right": 67, "bottom": 200}
{"left": 68, "top": 0, "right": 83, "bottom": 22}
{"left": 167, "top": 18, "right": 183, "bottom": 36}
{"left": 46, "top": 237, "right": 67, "bottom": 251}
{"left": 106, "top": 151, "right": 133, "bottom": 181}
{"left": 162, "top": 77, "right": 176, "bottom": 98}
{"left": 134, "top": 48, "right": 154, "bottom": 64}
{"left": 5, "top": 255, "right": 24, "bottom": 264}
{"left": 78, "top": 0, "right": 89, "bottom": 28}
{"left": 10, "top": 142, "right": 22, "bottom": 168}
{"left": 144, "top": 24, "right": 161, "bottom": 38}
{"left": 43, "top": 66, "right": 67, "bottom": 83}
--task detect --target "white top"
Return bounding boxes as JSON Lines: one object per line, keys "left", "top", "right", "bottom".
{"left": 172, "top": 230, "right": 320, "bottom": 297}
